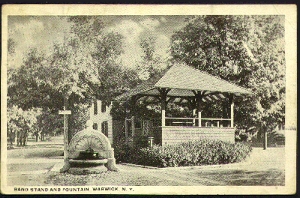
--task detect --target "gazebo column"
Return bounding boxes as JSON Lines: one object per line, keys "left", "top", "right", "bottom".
{"left": 197, "top": 101, "right": 202, "bottom": 127}
{"left": 231, "top": 102, "right": 234, "bottom": 128}
{"left": 161, "top": 94, "right": 167, "bottom": 127}
{"left": 162, "top": 102, "right": 166, "bottom": 127}
{"left": 124, "top": 102, "right": 130, "bottom": 140}
{"left": 130, "top": 96, "right": 138, "bottom": 137}
{"left": 187, "top": 97, "right": 197, "bottom": 126}
{"left": 124, "top": 96, "right": 138, "bottom": 141}
{"left": 195, "top": 91, "right": 203, "bottom": 127}
{"left": 158, "top": 88, "right": 170, "bottom": 127}
{"left": 222, "top": 101, "right": 228, "bottom": 127}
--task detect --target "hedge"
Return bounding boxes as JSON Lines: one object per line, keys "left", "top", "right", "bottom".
{"left": 114, "top": 139, "right": 252, "bottom": 168}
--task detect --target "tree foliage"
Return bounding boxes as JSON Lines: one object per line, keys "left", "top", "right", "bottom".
{"left": 67, "top": 16, "right": 140, "bottom": 104}
{"left": 244, "top": 16, "right": 285, "bottom": 134}
{"left": 8, "top": 49, "right": 64, "bottom": 111}
{"left": 170, "top": 15, "right": 285, "bottom": 135}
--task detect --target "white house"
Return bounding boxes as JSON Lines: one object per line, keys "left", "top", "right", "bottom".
{"left": 89, "top": 100, "right": 113, "bottom": 144}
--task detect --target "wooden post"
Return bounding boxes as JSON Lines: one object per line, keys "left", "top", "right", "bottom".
{"left": 230, "top": 101, "right": 234, "bottom": 128}
{"left": 198, "top": 111, "right": 202, "bottom": 127}
{"left": 59, "top": 96, "right": 71, "bottom": 173}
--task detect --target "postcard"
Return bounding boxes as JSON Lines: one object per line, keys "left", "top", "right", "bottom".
{"left": 1, "top": 4, "right": 297, "bottom": 195}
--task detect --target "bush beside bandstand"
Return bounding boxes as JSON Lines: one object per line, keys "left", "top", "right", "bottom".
{"left": 114, "top": 139, "right": 252, "bottom": 168}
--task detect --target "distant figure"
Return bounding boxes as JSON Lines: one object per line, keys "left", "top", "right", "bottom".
{"left": 40, "top": 132, "right": 45, "bottom": 141}
{"left": 9, "top": 131, "right": 15, "bottom": 146}
{"left": 17, "top": 130, "right": 28, "bottom": 146}
{"left": 34, "top": 131, "right": 39, "bottom": 142}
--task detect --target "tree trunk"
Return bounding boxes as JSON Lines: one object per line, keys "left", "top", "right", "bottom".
{"left": 9, "top": 131, "right": 14, "bottom": 145}
{"left": 16, "top": 131, "right": 19, "bottom": 146}
{"left": 22, "top": 132, "right": 27, "bottom": 146}
{"left": 263, "top": 131, "right": 267, "bottom": 150}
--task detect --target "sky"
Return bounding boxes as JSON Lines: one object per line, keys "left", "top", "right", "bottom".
{"left": 8, "top": 16, "right": 188, "bottom": 69}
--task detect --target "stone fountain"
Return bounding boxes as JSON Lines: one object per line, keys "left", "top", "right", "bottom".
{"left": 68, "top": 120, "right": 118, "bottom": 171}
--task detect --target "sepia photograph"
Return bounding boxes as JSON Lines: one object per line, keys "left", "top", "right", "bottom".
{"left": 1, "top": 4, "right": 297, "bottom": 195}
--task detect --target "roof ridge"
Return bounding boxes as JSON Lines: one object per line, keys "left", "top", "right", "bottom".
{"left": 179, "top": 63, "right": 252, "bottom": 94}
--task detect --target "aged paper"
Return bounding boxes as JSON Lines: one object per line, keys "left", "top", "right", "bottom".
{"left": 1, "top": 4, "right": 297, "bottom": 195}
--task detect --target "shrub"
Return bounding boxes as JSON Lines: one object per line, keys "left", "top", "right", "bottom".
{"left": 113, "top": 138, "right": 132, "bottom": 163}
{"left": 115, "top": 139, "right": 252, "bottom": 168}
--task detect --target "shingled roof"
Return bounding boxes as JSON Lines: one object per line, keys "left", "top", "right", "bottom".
{"left": 115, "top": 63, "right": 252, "bottom": 102}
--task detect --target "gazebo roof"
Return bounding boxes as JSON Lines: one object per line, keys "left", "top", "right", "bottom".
{"left": 115, "top": 63, "right": 252, "bottom": 103}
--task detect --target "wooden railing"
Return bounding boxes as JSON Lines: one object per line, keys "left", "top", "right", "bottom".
{"left": 165, "top": 117, "right": 232, "bottom": 127}
{"left": 165, "top": 117, "right": 194, "bottom": 126}
{"left": 201, "top": 118, "right": 231, "bottom": 128}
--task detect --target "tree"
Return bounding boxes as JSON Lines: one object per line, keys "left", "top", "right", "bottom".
{"left": 7, "top": 105, "right": 41, "bottom": 146}
{"left": 7, "top": 16, "right": 140, "bottom": 140}
{"left": 171, "top": 16, "right": 255, "bottom": 84}
{"left": 67, "top": 16, "right": 140, "bottom": 105}
{"left": 242, "top": 16, "right": 285, "bottom": 139}
{"left": 136, "top": 36, "right": 164, "bottom": 80}
{"left": 36, "top": 109, "right": 63, "bottom": 137}
{"left": 110, "top": 35, "right": 171, "bottom": 126}
{"left": 7, "top": 106, "right": 22, "bottom": 146}
{"left": 110, "top": 36, "right": 168, "bottom": 122}
{"left": 170, "top": 15, "right": 285, "bottom": 139}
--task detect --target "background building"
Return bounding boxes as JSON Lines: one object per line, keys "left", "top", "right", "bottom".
{"left": 89, "top": 100, "right": 113, "bottom": 144}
